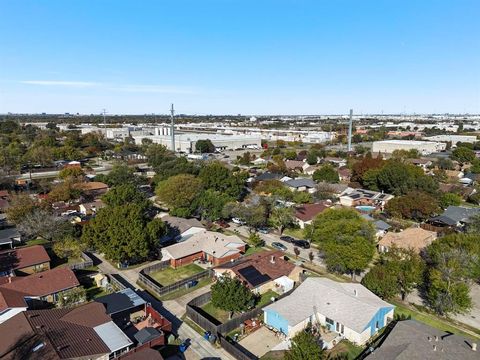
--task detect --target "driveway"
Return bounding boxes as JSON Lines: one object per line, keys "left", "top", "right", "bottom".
{"left": 238, "top": 326, "right": 284, "bottom": 357}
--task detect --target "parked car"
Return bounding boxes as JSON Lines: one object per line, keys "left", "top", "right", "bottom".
{"left": 258, "top": 227, "right": 270, "bottom": 234}
{"left": 271, "top": 242, "right": 287, "bottom": 251}
{"left": 280, "top": 235, "right": 295, "bottom": 243}
{"left": 292, "top": 239, "right": 310, "bottom": 249}
{"left": 232, "top": 218, "right": 246, "bottom": 225}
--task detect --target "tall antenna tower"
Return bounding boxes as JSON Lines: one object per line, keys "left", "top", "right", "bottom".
{"left": 170, "top": 104, "right": 175, "bottom": 152}
{"left": 347, "top": 109, "right": 353, "bottom": 152}
{"left": 102, "top": 109, "right": 107, "bottom": 130}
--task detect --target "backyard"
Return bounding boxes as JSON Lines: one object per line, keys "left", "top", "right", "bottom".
{"left": 149, "top": 263, "right": 204, "bottom": 286}
{"left": 202, "top": 290, "right": 279, "bottom": 324}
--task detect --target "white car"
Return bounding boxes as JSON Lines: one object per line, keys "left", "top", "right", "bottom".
{"left": 232, "top": 218, "right": 245, "bottom": 225}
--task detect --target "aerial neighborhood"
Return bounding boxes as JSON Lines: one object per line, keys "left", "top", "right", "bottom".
{"left": 0, "top": 113, "right": 479, "bottom": 360}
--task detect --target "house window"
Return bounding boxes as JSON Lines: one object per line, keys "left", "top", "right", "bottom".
{"left": 375, "top": 321, "right": 379, "bottom": 330}
{"left": 326, "top": 317, "right": 334, "bottom": 326}
{"left": 335, "top": 322, "right": 340, "bottom": 332}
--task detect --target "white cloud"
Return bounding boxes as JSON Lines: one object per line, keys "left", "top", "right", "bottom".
{"left": 20, "top": 80, "right": 100, "bottom": 88}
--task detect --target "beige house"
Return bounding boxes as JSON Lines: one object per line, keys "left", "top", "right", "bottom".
{"left": 377, "top": 228, "right": 437, "bottom": 253}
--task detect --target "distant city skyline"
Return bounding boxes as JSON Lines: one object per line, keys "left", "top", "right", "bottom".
{"left": 0, "top": 0, "right": 479, "bottom": 115}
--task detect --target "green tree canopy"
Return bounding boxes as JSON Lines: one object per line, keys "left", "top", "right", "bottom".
{"left": 269, "top": 206, "right": 295, "bottom": 234}
{"left": 439, "top": 192, "right": 462, "bottom": 209}
{"left": 451, "top": 146, "right": 475, "bottom": 164}
{"left": 195, "top": 139, "right": 216, "bottom": 153}
{"left": 385, "top": 191, "right": 440, "bottom": 220}
{"left": 309, "top": 208, "right": 375, "bottom": 278}
{"left": 102, "top": 183, "right": 150, "bottom": 209}
{"left": 210, "top": 275, "right": 255, "bottom": 318}
{"left": 285, "top": 331, "right": 325, "bottom": 360}
{"left": 312, "top": 164, "right": 339, "bottom": 183}
{"left": 156, "top": 174, "right": 203, "bottom": 217}
{"left": 199, "top": 161, "right": 246, "bottom": 199}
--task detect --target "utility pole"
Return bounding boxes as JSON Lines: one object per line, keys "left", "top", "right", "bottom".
{"left": 102, "top": 109, "right": 107, "bottom": 129}
{"left": 347, "top": 109, "right": 353, "bottom": 152}
{"left": 170, "top": 104, "right": 175, "bottom": 152}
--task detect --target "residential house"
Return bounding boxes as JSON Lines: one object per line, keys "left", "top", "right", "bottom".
{"left": 284, "top": 178, "right": 317, "bottom": 194}
{"left": 339, "top": 188, "right": 394, "bottom": 208}
{"left": 445, "top": 170, "right": 464, "bottom": 181}
{"left": 438, "top": 183, "right": 476, "bottom": 199}
{"left": 255, "top": 172, "right": 283, "bottom": 182}
{"left": 365, "top": 319, "right": 479, "bottom": 359}
{"left": 284, "top": 160, "right": 307, "bottom": 172}
{"left": 96, "top": 288, "right": 172, "bottom": 349}
{"left": 76, "top": 181, "right": 109, "bottom": 197}
{"left": 323, "top": 157, "right": 347, "bottom": 167}
{"left": 0, "top": 245, "right": 50, "bottom": 277}
{"left": 159, "top": 215, "right": 205, "bottom": 243}
{"left": 317, "top": 183, "right": 351, "bottom": 198}
{"left": 213, "top": 251, "right": 303, "bottom": 294}
{"left": 337, "top": 167, "right": 352, "bottom": 182}
{"left": 0, "top": 228, "right": 21, "bottom": 249}
{"left": 377, "top": 228, "right": 437, "bottom": 254}
{"left": 0, "top": 302, "right": 133, "bottom": 359}
{"left": 361, "top": 214, "right": 391, "bottom": 238}
{"left": 79, "top": 199, "right": 106, "bottom": 216}
{"left": 294, "top": 201, "right": 332, "bottom": 229}
{"left": 263, "top": 277, "right": 394, "bottom": 347}
{"left": 0, "top": 267, "right": 80, "bottom": 324}
{"left": 252, "top": 157, "right": 268, "bottom": 166}
{"left": 161, "top": 230, "right": 246, "bottom": 268}
{"left": 408, "top": 158, "right": 433, "bottom": 172}
{"left": 121, "top": 348, "right": 164, "bottom": 360}
{"left": 429, "top": 205, "right": 480, "bottom": 230}
{"left": 303, "top": 165, "right": 319, "bottom": 176}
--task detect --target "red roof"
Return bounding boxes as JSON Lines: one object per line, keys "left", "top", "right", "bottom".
{"left": 0, "top": 267, "right": 79, "bottom": 299}
{"left": 295, "top": 202, "right": 331, "bottom": 222}
{"left": 0, "top": 190, "right": 9, "bottom": 198}
{"left": 0, "top": 245, "right": 50, "bottom": 272}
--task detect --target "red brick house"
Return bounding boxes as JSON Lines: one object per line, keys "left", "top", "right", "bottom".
{"left": 160, "top": 230, "right": 246, "bottom": 268}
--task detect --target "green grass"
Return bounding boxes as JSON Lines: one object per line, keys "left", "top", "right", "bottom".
{"left": 182, "top": 315, "right": 207, "bottom": 336}
{"left": 158, "top": 277, "right": 211, "bottom": 301}
{"left": 149, "top": 263, "right": 204, "bottom": 286}
{"left": 391, "top": 300, "right": 480, "bottom": 340}
{"left": 201, "top": 301, "right": 231, "bottom": 323}
{"left": 23, "top": 238, "right": 50, "bottom": 247}
{"left": 283, "top": 228, "right": 305, "bottom": 239}
{"left": 79, "top": 276, "right": 110, "bottom": 300}
{"left": 257, "top": 290, "right": 279, "bottom": 308}
{"left": 244, "top": 245, "right": 266, "bottom": 256}
{"left": 327, "top": 340, "right": 363, "bottom": 360}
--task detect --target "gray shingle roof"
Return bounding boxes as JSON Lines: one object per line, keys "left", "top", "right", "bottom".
{"left": 366, "top": 319, "right": 479, "bottom": 359}
{"left": 431, "top": 206, "right": 480, "bottom": 225}
{"left": 285, "top": 178, "right": 316, "bottom": 189}
{"left": 264, "top": 277, "right": 393, "bottom": 333}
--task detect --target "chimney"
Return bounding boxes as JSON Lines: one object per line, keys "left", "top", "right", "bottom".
{"left": 435, "top": 336, "right": 439, "bottom": 342}
{"left": 270, "top": 255, "right": 275, "bottom": 264}
{"left": 472, "top": 343, "right": 477, "bottom": 352}
{"left": 8, "top": 276, "right": 11, "bottom": 284}
{"left": 433, "top": 345, "right": 437, "bottom": 351}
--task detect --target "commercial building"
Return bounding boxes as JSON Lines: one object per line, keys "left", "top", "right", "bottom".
{"left": 423, "top": 134, "right": 477, "bottom": 145}
{"left": 372, "top": 140, "right": 446, "bottom": 155}
{"left": 133, "top": 128, "right": 262, "bottom": 153}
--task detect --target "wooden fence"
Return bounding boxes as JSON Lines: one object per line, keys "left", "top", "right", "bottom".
{"left": 68, "top": 252, "right": 94, "bottom": 270}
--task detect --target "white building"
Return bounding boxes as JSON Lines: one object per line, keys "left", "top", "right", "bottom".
{"left": 263, "top": 277, "right": 395, "bottom": 347}
{"left": 372, "top": 140, "right": 446, "bottom": 155}
{"left": 423, "top": 135, "right": 477, "bottom": 145}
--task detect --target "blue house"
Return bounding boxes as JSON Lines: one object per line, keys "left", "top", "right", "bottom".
{"left": 263, "top": 277, "right": 394, "bottom": 346}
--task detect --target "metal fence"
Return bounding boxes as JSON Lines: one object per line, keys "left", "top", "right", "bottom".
{"left": 138, "top": 268, "right": 213, "bottom": 297}
{"left": 68, "top": 252, "right": 94, "bottom": 270}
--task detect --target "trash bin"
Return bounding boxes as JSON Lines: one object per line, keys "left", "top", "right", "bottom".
{"left": 204, "top": 331, "right": 211, "bottom": 340}
{"left": 179, "top": 342, "right": 187, "bottom": 353}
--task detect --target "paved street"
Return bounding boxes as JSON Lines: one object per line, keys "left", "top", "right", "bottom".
{"left": 92, "top": 252, "right": 234, "bottom": 360}
{"left": 228, "top": 223, "right": 326, "bottom": 268}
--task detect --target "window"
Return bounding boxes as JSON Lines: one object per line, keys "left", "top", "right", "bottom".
{"left": 326, "top": 317, "right": 334, "bottom": 325}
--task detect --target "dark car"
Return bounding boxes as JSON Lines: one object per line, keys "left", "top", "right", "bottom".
{"left": 258, "top": 227, "right": 270, "bottom": 234}
{"left": 280, "top": 235, "right": 295, "bottom": 243}
{"left": 271, "top": 242, "right": 287, "bottom": 251}
{"left": 292, "top": 239, "right": 310, "bottom": 249}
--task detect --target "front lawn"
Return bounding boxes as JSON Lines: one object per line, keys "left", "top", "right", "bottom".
{"left": 244, "top": 245, "right": 266, "bottom": 256}
{"left": 149, "top": 263, "right": 204, "bottom": 286}
{"left": 283, "top": 228, "right": 305, "bottom": 240}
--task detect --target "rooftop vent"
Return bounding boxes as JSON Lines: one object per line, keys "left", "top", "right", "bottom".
{"left": 472, "top": 343, "right": 477, "bottom": 352}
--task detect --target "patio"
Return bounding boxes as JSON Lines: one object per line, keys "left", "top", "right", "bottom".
{"left": 238, "top": 326, "right": 284, "bottom": 358}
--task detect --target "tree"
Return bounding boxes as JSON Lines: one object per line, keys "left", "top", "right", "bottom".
{"left": 81, "top": 204, "right": 165, "bottom": 263}
{"left": 223, "top": 202, "right": 268, "bottom": 229}
{"left": 439, "top": 193, "right": 462, "bottom": 208}
{"left": 312, "top": 164, "right": 339, "bottom": 183}
{"left": 248, "top": 232, "right": 264, "bottom": 247}
{"left": 424, "top": 234, "right": 480, "bottom": 315}
{"left": 467, "top": 213, "right": 480, "bottom": 234}
{"left": 269, "top": 207, "right": 295, "bottom": 234}
{"left": 53, "top": 236, "right": 86, "bottom": 260}
{"left": 306, "top": 151, "right": 318, "bottom": 165}
{"left": 237, "top": 152, "right": 253, "bottom": 166}
{"left": 58, "top": 167, "right": 84, "bottom": 179}
{"left": 309, "top": 208, "right": 375, "bottom": 278}
{"left": 5, "top": 194, "right": 37, "bottom": 224}
{"left": 436, "top": 158, "right": 454, "bottom": 170}
{"left": 102, "top": 184, "right": 150, "bottom": 209}
{"left": 284, "top": 150, "right": 297, "bottom": 160}
{"left": 308, "top": 251, "right": 314, "bottom": 263}
{"left": 97, "top": 162, "right": 143, "bottom": 187}
{"left": 451, "top": 146, "right": 475, "bottom": 164}
{"left": 199, "top": 161, "right": 246, "bottom": 199}
{"left": 57, "top": 287, "right": 86, "bottom": 308}
{"left": 385, "top": 191, "right": 440, "bottom": 220}
{"left": 210, "top": 275, "right": 255, "bottom": 318}
{"left": 195, "top": 139, "right": 215, "bottom": 153}
{"left": 17, "top": 208, "right": 71, "bottom": 242}
{"left": 285, "top": 331, "right": 325, "bottom": 360}
{"left": 361, "top": 265, "right": 399, "bottom": 299}
{"left": 156, "top": 174, "right": 203, "bottom": 217}
{"left": 351, "top": 152, "right": 385, "bottom": 184}
{"left": 196, "top": 189, "right": 233, "bottom": 221}
{"left": 48, "top": 179, "right": 82, "bottom": 202}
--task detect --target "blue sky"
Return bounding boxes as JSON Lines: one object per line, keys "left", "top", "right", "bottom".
{"left": 0, "top": 0, "right": 479, "bottom": 115}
